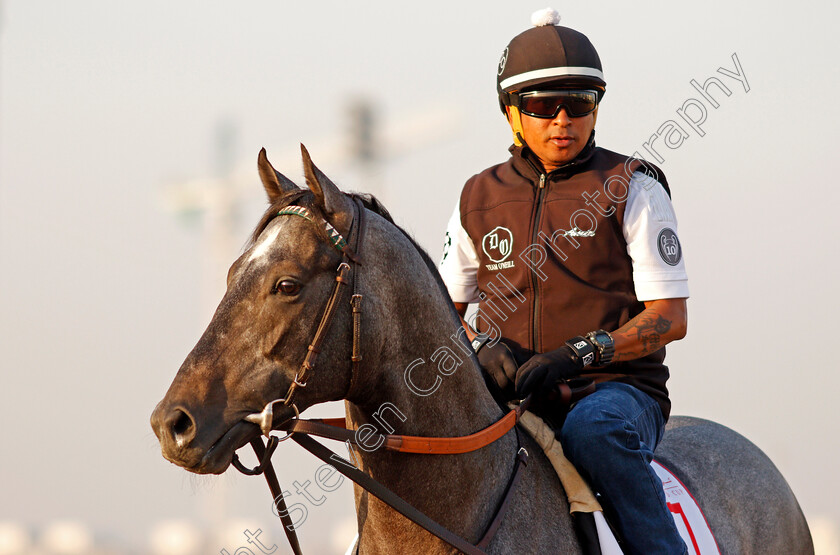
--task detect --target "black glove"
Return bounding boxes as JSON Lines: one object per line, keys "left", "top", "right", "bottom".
{"left": 476, "top": 341, "right": 519, "bottom": 396}
{"left": 515, "top": 345, "right": 585, "bottom": 398}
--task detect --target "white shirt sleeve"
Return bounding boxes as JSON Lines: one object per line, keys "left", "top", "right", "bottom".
{"left": 438, "top": 199, "right": 481, "bottom": 303}
{"left": 624, "top": 171, "right": 690, "bottom": 301}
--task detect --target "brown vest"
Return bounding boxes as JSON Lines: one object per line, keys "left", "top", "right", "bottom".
{"left": 460, "top": 142, "right": 672, "bottom": 418}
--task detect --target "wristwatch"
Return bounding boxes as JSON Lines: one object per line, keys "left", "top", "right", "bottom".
{"left": 585, "top": 329, "right": 615, "bottom": 365}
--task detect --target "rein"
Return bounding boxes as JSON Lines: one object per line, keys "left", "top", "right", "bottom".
{"left": 230, "top": 197, "right": 532, "bottom": 555}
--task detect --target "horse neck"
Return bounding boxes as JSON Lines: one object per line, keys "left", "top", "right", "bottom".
{"left": 345, "top": 216, "right": 503, "bottom": 438}
{"left": 339, "top": 217, "right": 520, "bottom": 548}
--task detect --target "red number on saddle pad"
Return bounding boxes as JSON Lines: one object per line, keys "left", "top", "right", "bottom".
{"left": 667, "top": 501, "right": 701, "bottom": 554}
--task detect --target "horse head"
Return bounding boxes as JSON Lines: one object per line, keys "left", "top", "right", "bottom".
{"left": 151, "top": 146, "right": 365, "bottom": 474}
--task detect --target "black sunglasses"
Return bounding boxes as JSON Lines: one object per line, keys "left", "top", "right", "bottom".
{"left": 512, "top": 89, "right": 599, "bottom": 118}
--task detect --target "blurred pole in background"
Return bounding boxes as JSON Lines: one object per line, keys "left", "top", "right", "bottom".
{"left": 203, "top": 119, "right": 240, "bottom": 301}
{"left": 161, "top": 118, "right": 242, "bottom": 539}
{"left": 202, "top": 119, "right": 239, "bottom": 538}
{"left": 348, "top": 99, "right": 375, "bottom": 165}
{"left": 346, "top": 97, "right": 385, "bottom": 206}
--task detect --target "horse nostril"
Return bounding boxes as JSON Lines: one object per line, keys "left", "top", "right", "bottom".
{"left": 173, "top": 410, "right": 192, "bottom": 435}
{"left": 166, "top": 408, "right": 196, "bottom": 447}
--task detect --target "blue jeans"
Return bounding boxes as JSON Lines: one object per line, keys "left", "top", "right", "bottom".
{"left": 559, "top": 382, "right": 687, "bottom": 555}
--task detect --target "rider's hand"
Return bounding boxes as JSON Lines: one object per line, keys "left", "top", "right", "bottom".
{"left": 476, "top": 341, "right": 519, "bottom": 395}
{"left": 515, "top": 346, "right": 584, "bottom": 397}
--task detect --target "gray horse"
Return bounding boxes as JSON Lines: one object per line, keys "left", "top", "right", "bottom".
{"left": 151, "top": 147, "right": 813, "bottom": 554}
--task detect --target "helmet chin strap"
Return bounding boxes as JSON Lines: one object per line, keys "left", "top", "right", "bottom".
{"left": 507, "top": 106, "right": 526, "bottom": 147}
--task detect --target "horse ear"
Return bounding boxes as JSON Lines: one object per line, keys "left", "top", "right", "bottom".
{"left": 258, "top": 148, "right": 299, "bottom": 202}
{"left": 300, "top": 144, "right": 354, "bottom": 218}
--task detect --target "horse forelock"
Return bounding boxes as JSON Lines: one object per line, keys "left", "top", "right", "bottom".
{"left": 247, "top": 190, "right": 324, "bottom": 248}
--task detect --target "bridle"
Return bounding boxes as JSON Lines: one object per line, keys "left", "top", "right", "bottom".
{"left": 229, "top": 195, "right": 533, "bottom": 555}
{"left": 234, "top": 198, "right": 364, "bottom": 445}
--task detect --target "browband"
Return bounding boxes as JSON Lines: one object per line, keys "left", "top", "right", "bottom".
{"left": 277, "top": 205, "right": 348, "bottom": 253}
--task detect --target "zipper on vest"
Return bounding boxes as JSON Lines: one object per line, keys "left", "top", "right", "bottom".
{"left": 530, "top": 172, "right": 547, "bottom": 352}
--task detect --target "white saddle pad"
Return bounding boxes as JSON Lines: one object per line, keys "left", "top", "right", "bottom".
{"left": 652, "top": 460, "right": 721, "bottom": 555}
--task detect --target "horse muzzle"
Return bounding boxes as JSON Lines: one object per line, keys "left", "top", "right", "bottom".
{"left": 150, "top": 402, "right": 252, "bottom": 474}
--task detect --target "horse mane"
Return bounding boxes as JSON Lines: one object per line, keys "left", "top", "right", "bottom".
{"left": 351, "top": 193, "right": 456, "bottom": 311}
{"left": 246, "top": 190, "right": 456, "bottom": 312}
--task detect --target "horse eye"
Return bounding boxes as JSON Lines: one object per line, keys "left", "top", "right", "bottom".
{"left": 273, "top": 279, "right": 301, "bottom": 296}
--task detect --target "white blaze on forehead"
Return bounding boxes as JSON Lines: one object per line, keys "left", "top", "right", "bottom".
{"left": 246, "top": 221, "right": 284, "bottom": 264}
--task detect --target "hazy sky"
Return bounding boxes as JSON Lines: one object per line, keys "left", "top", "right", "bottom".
{"left": 1, "top": 0, "right": 838, "bottom": 552}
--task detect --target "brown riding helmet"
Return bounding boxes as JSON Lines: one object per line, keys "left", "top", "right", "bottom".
{"left": 497, "top": 9, "right": 606, "bottom": 113}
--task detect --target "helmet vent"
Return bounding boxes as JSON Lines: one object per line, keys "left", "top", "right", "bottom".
{"left": 531, "top": 8, "right": 561, "bottom": 27}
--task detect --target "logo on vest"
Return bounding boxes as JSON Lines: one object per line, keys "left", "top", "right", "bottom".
{"left": 482, "top": 226, "right": 515, "bottom": 271}
{"left": 657, "top": 228, "right": 682, "bottom": 266}
{"left": 559, "top": 227, "right": 596, "bottom": 238}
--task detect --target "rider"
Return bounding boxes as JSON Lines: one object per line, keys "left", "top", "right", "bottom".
{"left": 439, "top": 9, "right": 689, "bottom": 554}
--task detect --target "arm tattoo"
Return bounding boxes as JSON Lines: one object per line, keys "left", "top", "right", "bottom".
{"left": 632, "top": 314, "right": 671, "bottom": 352}
{"left": 613, "top": 313, "right": 672, "bottom": 362}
